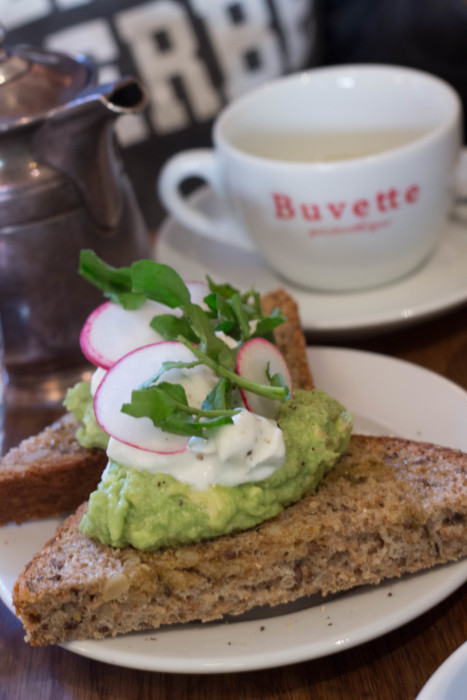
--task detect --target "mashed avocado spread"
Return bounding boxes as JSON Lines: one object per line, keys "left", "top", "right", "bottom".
{"left": 67, "top": 382, "right": 352, "bottom": 551}
{"left": 64, "top": 381, "right": 109, "bottom": 450}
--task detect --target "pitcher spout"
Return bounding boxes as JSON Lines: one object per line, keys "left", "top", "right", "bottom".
{"left": 70, "top": 76, "right": 147, "bottom": 117}
{"left": 33, "top": 75, "right": 148, "bottom": 231}
{"left": 97, "top": 77, "right": 147, "bottom": 115}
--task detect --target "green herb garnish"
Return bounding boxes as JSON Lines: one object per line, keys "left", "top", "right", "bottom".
{"left": 79, "top": 250, "right": 289, "bottom": 438}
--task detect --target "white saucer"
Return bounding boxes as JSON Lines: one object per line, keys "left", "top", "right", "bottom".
{"left": 156, "top": 193, "right": 467, "bottom": 336}
{"left": 1, "top": 348, "right": 467, "bottom": 673}
{"left": 416, "top": 642, "right": 467, "bottom": 700}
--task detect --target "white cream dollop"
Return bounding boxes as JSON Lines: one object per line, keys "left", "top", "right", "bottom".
{"left": 93, "top": 334, "right": 285, "bottom": 489}
{"left": 90, "top": 367, "right": 107, "bottom": 395}
{"left": 107, "top": 409, "right": 285, "bottom": 490}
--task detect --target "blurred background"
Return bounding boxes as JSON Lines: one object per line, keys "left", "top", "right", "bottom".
{"left": 4, "top": 0, "right": 466, "bottom": 234}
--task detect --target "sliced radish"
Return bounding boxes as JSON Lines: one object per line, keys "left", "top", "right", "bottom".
{"left": 186, "top": 280, "right": 210, "bottom": 308}
{"left": 90, "top": 366, "right": 107, "bottom": 396}
{"left": 80, "top": 299, "right": 178, "bottom": 369}
{"left": 94, "top": 341, "right": 217, "bottom": 454}
{"left": 80, "top": 281, "right": 211, "bottom": 369}
{"left": 236, "top": 338, "right": 293, "bottom": 419}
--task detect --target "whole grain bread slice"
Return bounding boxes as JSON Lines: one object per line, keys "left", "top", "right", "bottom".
{"left": 13, "top": 434, "right": 467, "bottom": 646}
{"left": 0, "top": 289, "right": 310, "bottom": 526}
{"left": 0, "top": 414, "right": 107, "bottom": 526}
{"left": 260, "top": 289, "right": 313, "bottom": 390}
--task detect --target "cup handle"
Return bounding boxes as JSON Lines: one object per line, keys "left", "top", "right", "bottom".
{"left": 158, "top": 149, "right": 254, "bottom": 250}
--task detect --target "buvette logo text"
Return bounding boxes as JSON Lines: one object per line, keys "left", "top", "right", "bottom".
{"left": 272, "top": 185, "right": 420, "bottom": 222}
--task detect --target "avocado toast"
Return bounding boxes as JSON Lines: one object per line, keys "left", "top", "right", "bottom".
{"left": 4, "top": 253, "right": 467, "bottom": 646}
{"left": 13, "top": 434, "right": 467, "bottom": 645}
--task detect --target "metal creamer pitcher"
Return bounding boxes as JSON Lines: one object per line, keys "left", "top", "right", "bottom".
{"left": 0, "top": 33, "right": 151, "bottom": 407}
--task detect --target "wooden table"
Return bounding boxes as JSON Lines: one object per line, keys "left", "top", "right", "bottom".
{"left": 1, "top": 303, "right": 466, "bottom": 700}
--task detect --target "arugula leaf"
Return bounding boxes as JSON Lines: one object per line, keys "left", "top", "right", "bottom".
{"left": 182, "top": 303, "right": 236, "bottom": 369}
{"left": 79, "top": 252, "right": 192, "bottom": 311}
{"left": 138, "top": 360, "right": 202, "bottom": 389}
{"left": 122, "top": 381, "right": 238, "bottom": 437}
{"left": 229, "top": 292, "right": 252, "bottom": 339}
{"left": 150, "top": 314, "right": 198, "bottom": 343}
{"left": 202, "top": 378, "right": 232, "bottom": 412}
{"left": 79, "top": 249, "right": 145, "bottom": 309}
{"left": 204, "top": 286, "right": 269, "bottom": 342}
{"left": 265, "top": 362, "right": 289, "bottom": 392}
{"left": 205, "top": 276, "right": 239, "bottom": 300}
{"left": 122, "top": 382, "right": 188, "bottom": 423}
{"left": 253, "top": 308, "right": 287, "bottom": 340}
{"left": 129, "top": 259, "right": 190, "bottom": 308}
{"left": 204, "top": 292, "right": 235, "bottom": 323}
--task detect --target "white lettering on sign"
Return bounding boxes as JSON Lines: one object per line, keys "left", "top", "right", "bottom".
{"left": 191, "top": 0, "right": 283, "bottom": 101}
{"left": 45, "top": 20, "right": 148, "bottom": 147}
{"left": 45, "top": 18, "right": 119, "bottom": 62}
{"left": 115, "top": 0, "right": 220, "bottom": 133}
{"left": 272, "top": 0, "right": 313, "bottom": 70}
{"left": 2, "top": 0, "right": 51, "bottom": 30}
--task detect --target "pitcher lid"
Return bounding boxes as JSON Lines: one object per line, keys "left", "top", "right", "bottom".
{"left": 0, "top": 26, "right": 95, "bottom": 129}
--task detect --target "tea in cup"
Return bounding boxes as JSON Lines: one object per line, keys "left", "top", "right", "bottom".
{"left": 158, "top": 65, "right": 462, "bottom": 292}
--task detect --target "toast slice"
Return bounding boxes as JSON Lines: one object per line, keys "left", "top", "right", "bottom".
{"left": 13, "top": 434, "right": 467, "bottom": 646}
{"left": 0, "top": 289, "right": 311, "bottom": 526}
{"left": 0, "top": 414, "right": 108, "bottom": 526}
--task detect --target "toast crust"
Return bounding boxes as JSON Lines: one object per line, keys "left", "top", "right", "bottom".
{"left": 0, "top": 414, "right": 107, "bottom": 526}
{"left": 261, "top": 289, "right": 313, "bottom": 391}
{"left": 0, "top": 288, "right": 309, "bottom": 525}
{"left": 13, "top": 434, "right": 467, "bottom": 646}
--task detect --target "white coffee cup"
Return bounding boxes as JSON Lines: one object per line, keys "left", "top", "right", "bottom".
{"left": 158, "top": 65, "right": 462, "bottom": 292}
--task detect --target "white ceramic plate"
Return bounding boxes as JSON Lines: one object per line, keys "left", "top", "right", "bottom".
{"left": 1, "top": 348, "right": 466, "bottom": 674}
{"left": 156, "top": 152, "right": 467, "bottom": 335}
{"left": 416, "top": 642, "right": 467, "bottom": 700}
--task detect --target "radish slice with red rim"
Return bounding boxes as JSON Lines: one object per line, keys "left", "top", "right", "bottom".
{"left": 80, "top": 281, "right": 209, "bottom": 369}
{"left": 94, "top": 341, "right": 217, "bottom": 454}
{"left": 236, "top": 338, "right": 293, "bottom": 419}
{"left": 79, "top": 299, "right": 178, "bottom": 369}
